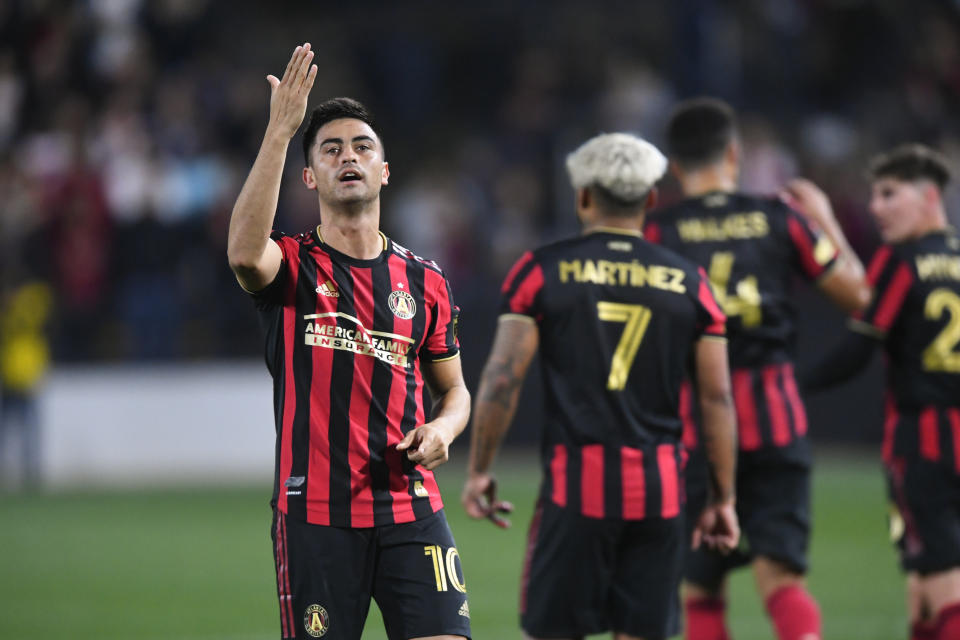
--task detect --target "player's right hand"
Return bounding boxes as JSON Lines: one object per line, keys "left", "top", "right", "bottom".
{"left": 265, "top": 43, "right": 318, "bottom": 140}
{"left": 462, "top": 473, "right": 514, "bottom": 529}
{"left": 780, "top": 178, "right": 836, "bottom": 230}
{"left": 692, "top": 499, "right": 739, "bottom": 554}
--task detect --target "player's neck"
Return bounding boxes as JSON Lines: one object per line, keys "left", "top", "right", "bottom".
{"left": 908, "top": 208, "right": 950, "bottom": 240}
{"left": 584, "top": 216, "right": 645, "bottom": 235}
{"left": 679, "top": 169, "right": 737, "bottom": 198}
{"left": 317, "top": 210, "right": 384, "bottom": 260}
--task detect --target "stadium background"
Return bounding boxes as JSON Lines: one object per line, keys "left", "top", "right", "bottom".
{"left": 1, "top": 1, "right": 958, "bottom": 638}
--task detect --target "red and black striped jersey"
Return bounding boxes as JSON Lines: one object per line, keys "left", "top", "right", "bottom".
{"left": 249, "top": 227, "right": 460, "bottom": 528}
{"left": 500, "top": 227, "right": 726, "bottom": 520}
{"left": 645, "top": 192, "right": 838, "bottom": 369}
{"left": 850, "top": 230, "right": 960, "bottom": 464}
{"left": 646, "top": 191, "right": 837, "bottom": 454}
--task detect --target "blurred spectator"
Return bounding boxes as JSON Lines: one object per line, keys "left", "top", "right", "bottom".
{"left": 0, "top": 0, "right": 957, "bottom": 373}
{"left": 0, "top": 277, "right": 52, "bottom": 491}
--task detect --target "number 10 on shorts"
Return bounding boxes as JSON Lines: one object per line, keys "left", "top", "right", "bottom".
{"left": 424, "top": 545, "right": 467, "bottom": 593}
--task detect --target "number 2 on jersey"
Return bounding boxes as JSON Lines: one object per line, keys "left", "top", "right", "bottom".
{"left": 708, "top": 252, "right": 762, "bottom": 327}
{"left": 922, "top": 288, "right": 960, "bottom": 373}
{"left": 597, "top": 302, "right": 652, "bottom": 391}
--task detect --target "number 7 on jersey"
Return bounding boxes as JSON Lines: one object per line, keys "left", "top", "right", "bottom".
{"left": 597, "top": 302, "right": 653, "bottom": 391}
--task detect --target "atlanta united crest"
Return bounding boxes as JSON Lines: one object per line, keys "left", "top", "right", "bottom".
{"left": 304, "top": 604, "right": 330, "bottom": 637}
{"left": 388, "top": 290, "right": 416, "bottom": 320}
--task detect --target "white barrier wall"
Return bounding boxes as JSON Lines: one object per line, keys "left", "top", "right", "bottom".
{"left": 28, "top": 363, "right": 277, "bottom": 488}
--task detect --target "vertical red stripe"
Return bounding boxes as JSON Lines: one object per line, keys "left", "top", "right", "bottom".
{"left": 550, "top": 444, "right": 567, "bottom": 507}
{"left": 873, "top": 264, "right": 913, "bottom": 332}
{"left": 274, "top": 516, "right": 288, "bottom": 638}
{"left": 386, "top": 255, "right": 416, "bottom": 523}
{"left": 508, "top": 264, "right": 544, "bottom": 315}
{"left": 306, "top": 251, "right": 334, "bottom": 525}
{"left": 679, "top": 381, "right": 697, "bottom": 449}
{"left": 657, "top": 444, "right": 680, "bottom": 518}
{"left": 347, "top": 267, "right": 376, "bottom": 527}
{"left": 581, "top": 444, "right": 605, "bottom": 518}
{"left": 763, "top": 365, "right": 792, "bottom": 446}
{"left": 787, "top": 215, "right": 830, "bottom": 279}
{"left": 278, "top": 240, "right": 303, "bottom": 515}
{"left": 276, "top": 514, "right": 295, "bottom": 637}
{"left": 733, "top": 370, "right": 761, "bottom": 450}
{"left": 519, "top": 502, "right": 544, "bottom": 615}
{"left": 866, "top": 246, "right": 893, "bottom": 286}
{"left": 919, "top": 407, "right": 940, "bottom": 462}
{"left": 644, "top": 221, "right": 661, "bottom": 244}
{"left": 696, "top": 267, "right": 726, "bottom": 335}
{"left": 423, "top": 269, "right": 453, "bottom": 355}
{"left": 882, "top": 395, "right": 898, "bottom": 464}
{"left": 621, "top": 446, "right": 646, "bottom": 520}
{"left": 781, "top": 363, "right": 808, "bottom": 437}
{"left": 501, "top": 251, "right": 535, "bottom": 294}
{"left": 949, "top": 410, "right": 960, "bottom": 473}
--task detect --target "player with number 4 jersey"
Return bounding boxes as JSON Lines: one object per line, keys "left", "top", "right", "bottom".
{"left": 802, "top": 144, "right": 960, "bottom": 640}
{"left": 645, "top": 98, "right": 870, "bottom": 640}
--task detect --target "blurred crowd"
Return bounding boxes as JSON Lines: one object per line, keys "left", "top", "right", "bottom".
{"left": 2, "top": 0, "right": 960, "bottom": 369}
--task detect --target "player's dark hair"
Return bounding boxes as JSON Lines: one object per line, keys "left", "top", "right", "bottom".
{"left": 666, "top": 97, "right": 737, "bottom": 170}
{"left": 591, "top": 185, "right": 650, "bottom": 217}
{"left": 302, "top": 97, "right": 381, "bottom": 165}
{"left": 867, "top": 144, "right": 952, "bottom": 190}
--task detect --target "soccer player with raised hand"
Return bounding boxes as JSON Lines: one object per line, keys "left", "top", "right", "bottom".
{"left": 463, "top": 132, "right": 739, "bottom": 640}
{"left": 645, "top": 97, "right": 871, "bottom": 640}
{"left": 228, "top": 43, "right": 471, "bottom": 640}
{"left": 802, "top": 145, "right": 960, "bottom": 640}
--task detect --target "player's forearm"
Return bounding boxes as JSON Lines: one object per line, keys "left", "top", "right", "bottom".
{"left": 428, "top": 383, "right": 471, "bottom": 445}
{"left": 699, "top": 390, "right": 737, "bottom": 504}
{"left": 467, "top": 362, "right": 524, "bottom": 474}
{"left": 227, "top": 130, "right": 291, "bottom": 271}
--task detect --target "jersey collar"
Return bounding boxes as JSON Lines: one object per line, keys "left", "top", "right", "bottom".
{"left": 586, "top": 225, "right": 644, "bottom": 238}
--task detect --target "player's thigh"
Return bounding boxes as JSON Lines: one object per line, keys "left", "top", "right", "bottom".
{"left": 609, "top": 515, "right": 685, "bottom": 640}
{"left": 736, "top": 455, "right": 811, "bottom": 574}
{"left": 272, "top": 511, "right": 376, "bottom": 640}
{"left": 890, "top": 457, "right": 960, "bottom": 576}
{"left": 520, "top": 500, "right": 619, "bottom": 638}
{"left": 373, "top": 510, "right": 471, "bottom": 640}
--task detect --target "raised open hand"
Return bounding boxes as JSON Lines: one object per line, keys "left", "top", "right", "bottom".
{"left": 265, "top": 43, "right": 318, "bottom": 140}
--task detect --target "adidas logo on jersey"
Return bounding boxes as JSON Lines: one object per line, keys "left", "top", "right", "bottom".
{"left": 458, "top": 601, "right": 470, "bottom": 618}
{"left": 316, "top": 280, "right": 339, "bottom": 297}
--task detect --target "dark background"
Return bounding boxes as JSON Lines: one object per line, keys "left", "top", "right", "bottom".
{"left": 3, "top": 0, "right": 959, "bottom": 445}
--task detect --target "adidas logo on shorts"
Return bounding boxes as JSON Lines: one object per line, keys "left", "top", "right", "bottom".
{"left": 458, "top": 601, "right": 470, "bottom": 619}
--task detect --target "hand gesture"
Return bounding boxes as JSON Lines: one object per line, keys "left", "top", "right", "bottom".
{"left": 396, "top": 422, "right": 453, "bottom": 471}
{"left": 780, "top": 178, "right": 836, "bottom": 230}
{"left": 461, "top": 473, "right": 514, "bottom": 528}
{"left": 266, "top": 43, "right": 318, "bottom": 140}
{"left": 692, "top": 499, "right": 739, "bottom": 553}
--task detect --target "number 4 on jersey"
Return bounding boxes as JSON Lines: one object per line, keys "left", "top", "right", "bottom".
{"left": 708, "top": 251, "right": 762, "bottom": 327}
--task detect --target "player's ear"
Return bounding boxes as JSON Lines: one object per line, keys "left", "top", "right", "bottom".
{"left": 644, "top": 187, "right": 658, "bottom": 211}
{"left": 575, "top": 187, "right": 593, "bottom": 225}
{"left": 303, "top": 166, "right": 317, "bottom": 190}
{"left": 669, "top": 160, "right": 685, "bottom": 182}
{"left": 381, "top": 162, "right": 390, "bottom": 186}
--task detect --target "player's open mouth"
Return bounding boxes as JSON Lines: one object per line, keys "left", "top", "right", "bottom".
{"left": 339, "top": 170, "right": 363, "bottom": 182}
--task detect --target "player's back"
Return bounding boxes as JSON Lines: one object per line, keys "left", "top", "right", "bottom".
{"left": 501, "top": 227, "right": 723, "bottom": 449}
{"left": 646, "top": 192, "right": 836, "bottom": 369}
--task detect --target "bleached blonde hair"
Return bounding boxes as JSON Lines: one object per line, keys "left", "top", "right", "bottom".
{"left": 565, "top": 133, "right": 667, "bottom": 205}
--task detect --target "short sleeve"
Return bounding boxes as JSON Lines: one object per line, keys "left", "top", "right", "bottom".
{"left": 694, "top": 266, "right": 726, "bottom": 339}
{"left": 247, "top": 231, "right": 297, "bottom": 307}
{"left": 849, "top": 245, "right": 914, "bottom": 338}
{"left": 498, "top": 251, "right": 545, "bottom": 320}
{"left": 785, "top": 209, "right": 839, "bottom": 281}
{"left": 421, "top": 274, "right": 461, "bottom": 362}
